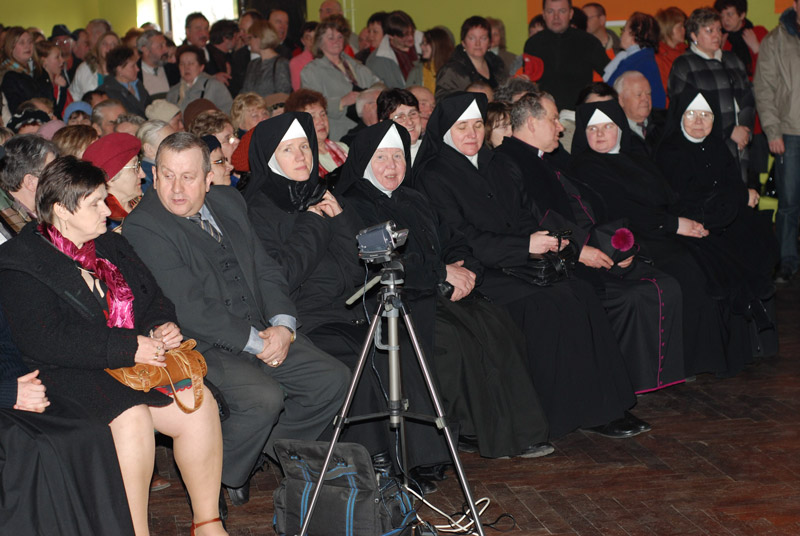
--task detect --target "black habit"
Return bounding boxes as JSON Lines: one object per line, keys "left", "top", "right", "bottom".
{"left": 414, "top": 93, "right": 636, "bottom": 438}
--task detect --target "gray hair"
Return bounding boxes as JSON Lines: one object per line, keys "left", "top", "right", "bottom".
{"left": 155, "top": 132, "right": 211, "bottom": 175}
{"left": 136, "top": 119, "right": 169, "bottom": 148}
{"left": 91, "top": 98, "right": 124, "bottom": 127}
{"left": 114, "top": 114, "right": 146, "bottom": 127}
{"left": 612, "top": 70, "right": 648, "bottom": 96}
{"left": 356, "top": 83, "right": 387, "bottom": 117}
{"left": 0, "top": 135, "right": 58, "bottom": 193}
{"left": 494, "top": 78, "right": 539, "bottom": 104}
{"left": 510, "top": 91, "right": 555, "bottom": 130}
{"left": 136, "top": 29, "right": 164, "bottom": 51}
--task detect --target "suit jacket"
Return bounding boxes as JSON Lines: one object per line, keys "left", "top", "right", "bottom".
{"left": 122, "top": 186, "right": 296, "bottom": 356}
{"left": 97, "top": 76, "right": 151, "bottom": 118}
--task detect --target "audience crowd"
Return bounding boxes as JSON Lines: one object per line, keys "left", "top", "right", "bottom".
{"left": 0, "top": 0, "right": 792, "bottom": 533}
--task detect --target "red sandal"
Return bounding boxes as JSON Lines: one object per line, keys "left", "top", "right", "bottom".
{"left": 190, "top": 517, "right": 222, "bottom": 536}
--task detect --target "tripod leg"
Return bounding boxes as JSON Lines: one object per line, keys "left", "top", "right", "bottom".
{"left": 297, "top": 303, "right": 385, "bottom": 536}
{"left": 400, "top": 304, "right": 487, "bottom": 536}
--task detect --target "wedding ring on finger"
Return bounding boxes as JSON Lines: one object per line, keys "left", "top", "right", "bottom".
{"left": 271, "top": 360, "right": 279, "bottom": 366}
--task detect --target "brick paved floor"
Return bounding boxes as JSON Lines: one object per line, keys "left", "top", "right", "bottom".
{"left": 148, "top": 285, "right": 800, "bottom": 535}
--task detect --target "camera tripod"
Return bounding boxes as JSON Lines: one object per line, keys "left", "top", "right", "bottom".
{"left": 297, "top": 259, "right": 486, "bottom": 536}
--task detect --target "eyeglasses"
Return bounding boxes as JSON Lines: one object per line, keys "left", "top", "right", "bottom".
{"left": 391, "top": 110, "right": 420, "bottom": 123}
{"left": 119, "top": 158, "right": 141, "bottom": 175}
{"left": 212, "top": 157, "right": 227, "bottom": 166}
{"left": 684, "top": 110, "right": 714, "bottom": 121}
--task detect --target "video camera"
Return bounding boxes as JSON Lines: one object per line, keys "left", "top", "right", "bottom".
{"left": 356, "top": 221, "right": 408, "bottom": 264}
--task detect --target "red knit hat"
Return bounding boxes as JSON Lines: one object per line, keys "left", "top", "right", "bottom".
{"left": 231, "top": 127, "right": 254, "bottom": 172}
{"left": 83, "top": 133, "right": 142, "bottom": 181}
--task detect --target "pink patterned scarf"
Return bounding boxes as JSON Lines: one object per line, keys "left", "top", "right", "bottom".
{"left": 41, "top": 223, "right": 135, "bottom": 329}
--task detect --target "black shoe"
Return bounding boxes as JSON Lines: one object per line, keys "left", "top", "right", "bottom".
{"left": 371, "top": 451, "right": 393, "bottom": 475}
{"left": 225, "top": 481, "right": 251, "bottom": 507}
{"left": 623, "top": 411, "right": 651, "bottom": 434}
{"left": 407, "top": 470, "right": 437, "bottom": 495}
{"left": 411, "top": 463, "right": 449, "bottom": 481}
{"left": 583, "top": 417, "right": 640, "bottom": 439}
{"left": 458, "top": 435, "right": 479, "bottom": 454}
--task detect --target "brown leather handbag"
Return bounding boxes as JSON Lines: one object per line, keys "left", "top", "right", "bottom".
{"left": 105, "top": 339, "right": 208, "bottom": 413}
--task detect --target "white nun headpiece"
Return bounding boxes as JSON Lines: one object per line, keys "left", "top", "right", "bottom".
{"left": 444, "top": 99, "right": 482, "bottom": 168}
{"left": 587, "top": 108, "right": 622, "bottom": 154}
{"left": 587, "top": 108, "right": 614, "bottom": 127}
{"left": 269, "top": 119, "right": 309, "bottom": 176}
{"left": 685, "top": 93, "right": 713, "bottom": 113}
{"left": 681, "top": 93, "right": 714, "bottom": 143}
{"left": 364, "top": 124, "right": 406, "bottom": 197}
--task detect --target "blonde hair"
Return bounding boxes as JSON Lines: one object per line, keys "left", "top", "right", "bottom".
{"left": 248, "top": 20, "right": 280, "bottom": 51}
{"left": 51, "top": 125, "right": 99, "bottom": 157}
{"left": 230, "top": 93, "right": 268, "bottom": 131}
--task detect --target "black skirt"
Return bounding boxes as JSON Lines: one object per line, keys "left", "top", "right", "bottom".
{"left": 0, "top": 395, "right": 135, "bottom": 535}
{"left": 433, "top": 295, "right": 548, "bottom": 457}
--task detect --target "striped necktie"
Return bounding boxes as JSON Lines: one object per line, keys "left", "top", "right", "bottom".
{"left": 188, "top": 214, "right": 222, "bottom": 242}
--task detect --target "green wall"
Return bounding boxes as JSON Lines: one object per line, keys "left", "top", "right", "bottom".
{"left": 1, "top": 0, "right": 138, "bottom": 36}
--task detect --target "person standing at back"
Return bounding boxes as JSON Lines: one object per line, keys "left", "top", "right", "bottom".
{"left": 523, "top": 0, "right": 609, "bottom": 110}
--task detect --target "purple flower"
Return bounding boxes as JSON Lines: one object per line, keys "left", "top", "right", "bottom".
{"left": 611, "top": 228, "right": 634, "bottom": 252}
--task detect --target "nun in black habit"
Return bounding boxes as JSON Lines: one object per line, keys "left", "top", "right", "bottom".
{"left": 413, "top": 92, "right": 642, "bottom": 440}
{"left": 492, "top": 92, "right": 685, "bottom": 394}
{"left": 654, "top": 89, "right": 778, "bottom": 355}
{"left": 242, "top": 113, "right": 450, "bottom": 488}
{"left": 569, "top": 99, "right": 751, "bottom": 377}
{"left": 337, "top": 120, "right": 551, "bottom": 459}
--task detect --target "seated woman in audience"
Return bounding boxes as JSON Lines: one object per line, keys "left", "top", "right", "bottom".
{"left": 0, "top": 156, "right": 227, "bottom": 536}
{"left": 667, "top": 8, "right": 753, "bottom": 183}
{"left": 339, "top": 120, "right": 552, "bottom": 459}
{"left": 82, "top": 133, "right": 144, "bottom": 230}
{"left": 570, "top": 99, "right": 754, "bottom": 377}
{"left": 300, "top": 16, "right": 381, "bottom": 141}
{"left": 69, "top": 31, "right": 119, "bottom": 101}
{"left": 51, "top": 124, "right": 98, "bottom": 158}
{"left": 202, "top": 134, "right": 234, "bottom": 186}
{"left": 603, "top": 12, "right": 666, "bottom": 109}
{"left": 654, "top": 89, "right": 777, "bottom": 344}
{"left": 0, "top": 27, "right": 45, "bottom": 115}
{"left": 654, "top": 7, "right": 687, "bottom": 94}
{"left": 485, "top": 100, "right": 511, "bottom": 148}
{"left": 188, "top": 110, "right": 239, "bottom": 166}
{"left": 366, "top": 11, "right": 421, "bottom": 89}
{"left": 420, "top": 27, "right": 454, "bottom": 95}
{"left": 230, "top": 92, "right": 269, "bottom": 137}
{"left": 34, "top": 40, "right": 72, "bottom": 120}
{"left": 435, "top": 17, "right": 507, "bottom": 103}
{"left": 98, "top": 46, "right": 151, "bottom": 118}
{"left": 376, "top": 88, "right": 423, "bottom": 163}
{"left": 242, "top": 112, "right": 449, "bottom": 492}
{"left": 241, "top": 20, "right": 292, "bottom": 98}
{"left": 167, "top": 45, "right": 233, "bottom": 115}
{"left": 0, "top": 305, "right": 136, "bottom": 535}
{"left": 136, "top": 119, "right": 175, "bottom": 191}
{"left": 285, "top": 89, "right": 348, "bottom": 177}
{"left": 414, "top": 92, "right": 643, "bottom": 439}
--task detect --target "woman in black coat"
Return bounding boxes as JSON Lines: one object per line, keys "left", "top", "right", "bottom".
{"left": 413, "top": 92, "right": 642, "bottom": 440}
{"left": 242, "top": 112, "right": 450, "bottom": 489}
{"left": 338, "top": 120, "right": 551, "bottom": 459}
{"left": 0, "top": 157, "right": 227, "bottom": 535}
{"left": 0, "top": 305, "right": 135, "bottom": 535}
{"left": 569, "top": 99, "right": 752, "bottom": 377}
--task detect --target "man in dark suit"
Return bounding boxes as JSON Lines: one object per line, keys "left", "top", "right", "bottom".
{"left": 123, "top": 132, "right": 349, "bottom": 504}
{"left": 613, "top": 70, "right": 665, "bottom": 156}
